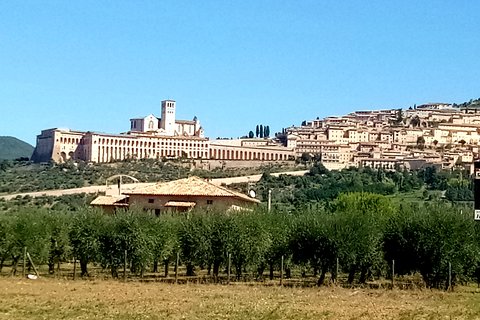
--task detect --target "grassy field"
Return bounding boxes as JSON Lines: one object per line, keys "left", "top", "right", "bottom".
{"left": 1, "top": 278, "right": 480, "bottom": 320}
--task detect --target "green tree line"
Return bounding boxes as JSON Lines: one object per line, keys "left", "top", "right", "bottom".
{"left": 0, "top": 193, "right": 478, "bottom": 289}
{"left": 255, "top": 163, "right": 473, "bottom": 209}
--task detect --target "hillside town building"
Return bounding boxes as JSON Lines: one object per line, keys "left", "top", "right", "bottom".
{"left": 286, "top": 103, "right": 479, "bottom": 171}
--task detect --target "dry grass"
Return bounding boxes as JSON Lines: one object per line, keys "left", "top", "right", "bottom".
{"left": 1, "top": 278, "right": 480, "bottom": 320}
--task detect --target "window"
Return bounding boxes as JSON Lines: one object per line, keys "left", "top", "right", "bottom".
{"left": 207, "top": 200, "right": 213, "bottom": 205}
{"left": 148, "top": 199, "right": 154, "bottom": 204}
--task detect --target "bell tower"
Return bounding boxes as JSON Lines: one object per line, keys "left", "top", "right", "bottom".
{"left": 161, "top": 100, "right": 176, "bottom": 135}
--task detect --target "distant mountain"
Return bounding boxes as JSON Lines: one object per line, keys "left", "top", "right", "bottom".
{"left": 0, "top": 136, "right": 34, "bottom": 160}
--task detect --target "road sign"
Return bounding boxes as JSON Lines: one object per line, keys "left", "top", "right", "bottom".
{"left": 475, "top": 210, "right": 480, "bottom": 221}
{"left": 475, "top": 161, "right": 480, "bottom": 221}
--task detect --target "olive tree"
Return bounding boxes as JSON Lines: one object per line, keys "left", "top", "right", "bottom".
{"left": 384, "top": 203, "right": 479, "bottom": 289}
{"left": 290, "top": 210, "right": 338, "bottom": 285}
{"left": 69, "top": 207, "right": 104, "bottom": 276}
{"left": 331, "top": 192, "right": 394, "bottom": 284}
{"left": 98, "top": 210, "right": 155, "bottom": 277}
{"left": 150, "top": 214, "right": 179, "bottom": 276}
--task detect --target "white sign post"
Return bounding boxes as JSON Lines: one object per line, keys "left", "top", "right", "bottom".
{"left": 475, "top": 210, "right": 480, "bottom": 221}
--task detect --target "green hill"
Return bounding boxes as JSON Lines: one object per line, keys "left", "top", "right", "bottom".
{"left": 0, "top": 136, "right": 34, "bottom": 160}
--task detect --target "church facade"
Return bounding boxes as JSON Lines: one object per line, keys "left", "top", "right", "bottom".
{"left": 129, "top": 100, "right": 204, "bottom": 137}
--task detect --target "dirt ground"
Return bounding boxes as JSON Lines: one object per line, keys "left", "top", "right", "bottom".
{"left": 1, "top": 277, "right": 480, "bottom": 320}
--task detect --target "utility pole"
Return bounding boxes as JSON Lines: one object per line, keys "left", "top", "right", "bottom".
{"left": 448, "top": 261, "right": 452, "bottom": 291}
{"left": 23, "top": 247, "right": 26, "bottom": 278}
{"left": 392, "top": 260, "right": 395, "bottom": 288}
{"left": 175, "top": 251, "right": 179, "bottom": 284}
{"left": 280, "top": 255, "right": 284, "bottom": 286}
{"left": 124, "top": 250, "right": 127, "bottom": 282}
{"left": 227, "top": 253, "right": 231, "bottom": 285}
{"left": 268, "top": 189, "right": 272, "bottom": 212}
{"left": 118, "top": 176, "right": 122, "bottom": 195}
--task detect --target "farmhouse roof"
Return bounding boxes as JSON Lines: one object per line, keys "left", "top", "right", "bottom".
{"left": 90, "top": 195, "right": 129, "bottom": 206}
{"left": 124, "top": 176, "right": 260, "bottom": 204}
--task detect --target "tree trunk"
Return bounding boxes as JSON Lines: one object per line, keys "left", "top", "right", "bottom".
{"left": 164, "top": 259, "right": 169, "bottom": 277}
{"left": 163, "top": 259, "right": 170, "bottom": 278}
{"left": 257, "top": 264, "right": 265, "bottom": 281}
{"left": 80, "top": 259, "right": 88, "bottom": 276}
{"left": 236, "top": 265, "right": 242, "bottom": 280}
{"left": 48, "top": 261, "right": 55, "bottom": 274}
{"left": 285, "top": 267, "right": 291, "bottom": 279}
{"left": 317, "top": 266, "right": 328, "bottom": 286}
{"left": 347, "top": 267, "right": 356, "bottom": 284}
{"left": 11, "top": 256, "right": 19, "bottom": 276}
{"left": 269, "top": 263, "right": 274, "bottom": 280}
{"left": 111, "top": 266, "right": 118, "bottom": 278}
{"left": 186, "top": 263, "right": 195, "bottom": 276}
{"left": 0, "top": 256, "right": 5, "bottom": 273}
{"left": 359, "top": 267, "right": 368, "bottom": 284}
{"left": 213, "top": 261, "right": 221, "bottom": 281}
{"left": 331, "top": 267, "right": 337, "bottom": 283}
{"left": 152, "top": 259, "right": 158, "bottom": 273}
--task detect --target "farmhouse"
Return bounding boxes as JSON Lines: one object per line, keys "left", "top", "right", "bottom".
{"left": 91, "top": 176, "right": 260, "bottom": 214}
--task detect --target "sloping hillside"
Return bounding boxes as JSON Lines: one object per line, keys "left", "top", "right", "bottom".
{"left": 0, "top": 136, "right": 34, "bottom": 160}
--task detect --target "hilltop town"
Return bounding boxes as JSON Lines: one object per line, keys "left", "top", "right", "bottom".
{"left": 284, "top": 100, "right": 480, "bottom": 171}
{"left": 31, "top": 98, "right": 480, "bottom": 172}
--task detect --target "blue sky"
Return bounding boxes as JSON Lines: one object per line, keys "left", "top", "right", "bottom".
{"left": 1, "top": 1, "right": 479, "bottom": 145}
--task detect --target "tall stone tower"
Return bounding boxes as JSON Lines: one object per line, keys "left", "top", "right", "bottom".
{"left": 161, "top": 100, "right": 176, "bottom": 135}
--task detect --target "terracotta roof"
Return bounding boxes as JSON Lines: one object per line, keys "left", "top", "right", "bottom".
{"left": 124, "top": 177, "right": 260, "bottom": 204}
{"left": 90, "top": 195, "right": 129, "bottom": 206}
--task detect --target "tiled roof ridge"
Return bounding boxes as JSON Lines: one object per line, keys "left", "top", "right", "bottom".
{"left": 123, "top": 176, "right": 259, "bottom": 203}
